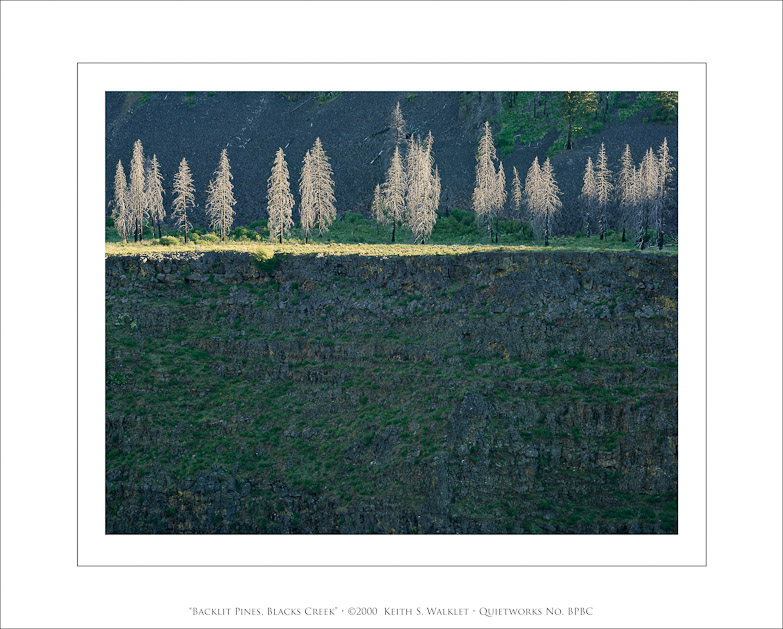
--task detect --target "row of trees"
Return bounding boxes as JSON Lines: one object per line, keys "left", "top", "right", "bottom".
{"left": 369, "top": 102, "right": 673, "bottom": 250}
{"left": 111, "top": 140, "right": 236, "bottom": 244}
{"left": 467, "top": 120, "right": 562, "bottom": 246}
{"left": 581, "top": 138, "right": 674, "bottom": 249}
{"left": 111, "top": 101, "right": 675, "bottom": 249}
{"left": 111, "top": 137, "right": 337, "bottom": 245}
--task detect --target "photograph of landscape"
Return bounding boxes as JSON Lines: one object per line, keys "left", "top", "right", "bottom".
{"left": 104, "top": 90, "right": 678, "bottom": 535}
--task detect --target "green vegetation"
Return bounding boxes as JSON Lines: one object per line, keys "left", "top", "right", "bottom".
{"left": 106, "top": 249, "right": 677, "bottom": 533}
{"left": 315, "top": 91, "right": 342, "bottom": 104}
{"left": 654, "top": 91, "right": 678, "bottom": 124}
{"left": 616, "top": 92, "right": 656, "bottom": 123}
{"left": 490, "top": 91, "right": 671, "bottom": 158}
{"left": 494, "top": 92, "right": 557, "bottom": 157}
{"left": 105, "top": 212, "right": 677, "bottom": 256}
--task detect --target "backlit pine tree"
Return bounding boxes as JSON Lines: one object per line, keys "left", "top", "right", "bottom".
{"left": 616, "top": 144, "right": 636, "bottom": 242}
{"left": 433, "top": 165, "right": 441, "bottom": 218}
{"left": 405, "top": 134, "right": 420, "bottom": 186}
{"left": 406, "top": 131, "right": 440, "bottom": 244}
{"left": 595, "top": 142, "right": 614, "bottom": 240}
{"left": 267, "top": 148, "right": 295, "bottom": 243}
{"left": 511, "top": 165, "right": 523, "bottom": 224}
{"left": 492, "top": 161, "right": 507, "bottom": 243}
{"left": 524, "top": 156, "right": 542, "bottom": 239}
{"left": 371, "top": 183, "right": 387, "bottom": 234}
{"left": 472, "top": 121, "right": 503, "bottom": 242}
{"left": 308, "top": 138, "right": 336, "bottom": 236}
{"left": 526, "top": 157, "right": 561, "bottom": 246}
{"left": 171, "top": 158, "right": 195, "bottom": 243}
{"left": 298, "top": 149, "right": 317, "bottom": 243}
{"left": 656, "top": 137, "right": 674, "bottom": 250}
{"left": 539, "top": 158, "right": 562, "bottom": 246}
{"left": 382, "top": 145, "right": 407, "bottom": 242}
{"left": 129, "top": 139, "right": 147, "bottom": 241}
{"left": 144, "top": 154, "right": 165, "bottom": 239}
{"left": 580, "top": 156, "right": 597, "bottom": 237}
{"left": 636, "top": 147, "right": 659, "bottom": 249}
{"left": 391, "top": 101, "right": 407, "bottom": 147}
{"left": 205, "top": 148, "right": 237, "bottom": 242}
{"left": 111, "top": 160, "right": 130, "bottom": 242}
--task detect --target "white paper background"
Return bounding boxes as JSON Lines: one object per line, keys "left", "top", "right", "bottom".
{"left": 78, "top": 61, "right": 704, "bottom": 569}
{"left": 2, "top": 1, "right": 781, "bottom": 627}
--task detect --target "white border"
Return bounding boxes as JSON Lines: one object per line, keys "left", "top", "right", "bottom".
{"left": 78, "top": 63, "right": 705, "bottom": 566}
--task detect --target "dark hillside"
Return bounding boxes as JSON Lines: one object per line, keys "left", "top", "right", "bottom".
{"left": 105, "top": 91, "right": 677, "bottom": 235}
{"left": 106, "top": 250, "right": 677, "bottom": 534}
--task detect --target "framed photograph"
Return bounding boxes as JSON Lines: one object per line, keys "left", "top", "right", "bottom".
{"left": 79, "top": 63, "right": 704, "bottom": 567}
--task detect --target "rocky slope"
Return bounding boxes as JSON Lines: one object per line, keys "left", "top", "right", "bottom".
{"left": 105, "top": 91, "right": 678, "bottom": 234}
{"left": 106, "top": 250, "right": 677, "bottom": 534}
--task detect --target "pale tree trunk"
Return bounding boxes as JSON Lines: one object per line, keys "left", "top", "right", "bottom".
{"left": 544, "top": 211, "right": 550, "bottom": 247}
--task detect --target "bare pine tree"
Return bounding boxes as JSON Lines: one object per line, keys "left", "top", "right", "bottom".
{"left": 637, "top": 147, "right": 660, "bottom": 249}
{"left": 581, "top": 156, "right": 597, "bottom": 237}
{"left": 111, "top": 160, "right": 130, "bottom": 242}
{"left": 298, "top": 149, "right": 317, "bottom": 243}
{"left": 391, "top": 101, "right": 407, "bottom": 147}
{"left": 371, "top": 183, "right": 387, "bottom": 232}
{"left": 616, "top": 144, "right": 635, "bottom": 242}
{"left": 540, "top": 158, "right": 562, "bottom": 246}
{"left": 145, "top": 154, "right": 165, "bottom": 239}
{"left": 406, "top": 132, "right": 440, "bottom": 244}
{"left": 171, "top": 158, "right": 195, "bottom": 243}
{"left": 405, "top": 134, "right": 420, "bottom": 188}
{"left": 267, "top": 148, "right": 295, "bottom": 243}
{"left": 382, "top": 145, "right": 407, "bottom": 242}
{"left": 492, "top": 161, "right": 507, "bottom": 243}
{"left": 205, "top": 148, "right": 237, "bottom": 242}
{"left": 129, "top": 139, "right": 147, "bottom": 241}
{"left": 595, "top": 142, "right": 614, "bottom": 240}
{"left": 472, "top": 121, "right": 500, "bottom": 241}
{"left": 433, "top": 165, "right": 441, "bottom": 217}
{"left": 511, "top": 165, "right": 523, "bottom": 224}
{"left": 656, "top": 137, "right": 674, "bottom": 250}
{"left": 309, "top": 138, "right": 337, "bottom": 236}
{"left": 527, "top": 157, "right": 561, "bottom": 246}
{"left": 524, "top": 156, "right": 543, "bottom": 239}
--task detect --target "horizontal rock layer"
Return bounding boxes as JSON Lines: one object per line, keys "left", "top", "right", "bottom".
{"left": 106, "top": 250, "right": 677, "bottom": 534}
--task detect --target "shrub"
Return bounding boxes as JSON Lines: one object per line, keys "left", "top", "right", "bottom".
{"left": 159, "top": 236, "right": 179, "bottom": 246}
{"left": 253, "top": 248, "right": 280, "bottom": 272}
{"left": 200, "top": 233, "right": 220, "bottom": 244}
{"left": 233, "top": 226, "right": 251, "bottom": 240}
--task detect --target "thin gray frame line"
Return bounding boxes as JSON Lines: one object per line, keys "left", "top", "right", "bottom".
{"left": 80, "top": 63, "right": 704, "bottom": 568}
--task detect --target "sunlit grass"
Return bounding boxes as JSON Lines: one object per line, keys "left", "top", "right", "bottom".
{"left": 105, "top": 210, "right": 677, "bottom": 257}
{"left": 105, "top": 239, "right": 676, "bottom": 257}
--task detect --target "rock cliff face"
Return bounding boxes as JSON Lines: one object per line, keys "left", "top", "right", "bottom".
{"left": 106, "top": 250, "right": 677, "bottom": 534}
